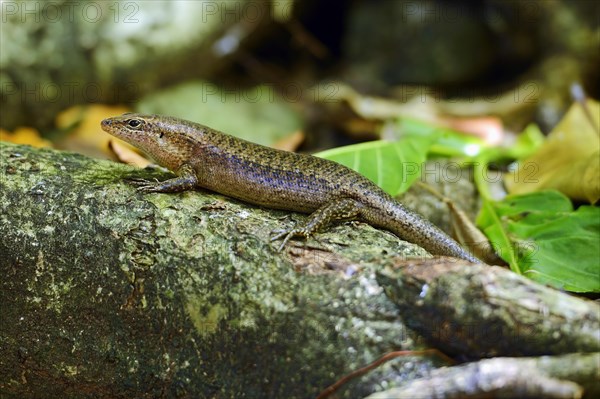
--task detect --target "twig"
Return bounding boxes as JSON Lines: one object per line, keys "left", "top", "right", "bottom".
{"left": 316, "top": 349, "right": 454, "bottom": 399}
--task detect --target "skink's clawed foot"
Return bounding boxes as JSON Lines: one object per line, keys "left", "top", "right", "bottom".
{"left": 270, "top": 229, "right": 292, "bottom": 251}
{"left": 270, "top": 229, "right": 288, "bottom": 240}
{"left": 136, "top": 185, "right": 159, "bottom": 193}
{"left": 270, "top": 228, "right": 308, "bottom": 252}
{"left": 124, "top": 177, "right": 161, "bottom": 193}
{"left": 125, "top": 177, "right": 158, "bottom": 186}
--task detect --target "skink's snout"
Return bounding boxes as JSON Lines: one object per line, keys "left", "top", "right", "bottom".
{"left": 100, "top": 118, "right": 112, "bottom": 130}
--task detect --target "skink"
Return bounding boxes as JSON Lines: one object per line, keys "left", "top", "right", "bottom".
{"left": 101, "top": 113, "right": 480, "bottom": 263}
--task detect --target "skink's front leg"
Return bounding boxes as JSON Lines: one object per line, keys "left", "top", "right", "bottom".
{"left": 272, "top": 197, "right": 363, "bottom": 251}
{"left": 128, "top": 164, "right": 198, "bottom": 193}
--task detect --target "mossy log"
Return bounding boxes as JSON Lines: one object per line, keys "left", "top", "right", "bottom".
{"left": 1, "top": 142, "right": 598, "bottom": 398}
{"left": 377, "top": 259, "right": 600, "bottom": 358}
{"left": 366, "top": 353, "right": 600, "bottom": 399}
{"left": 0, "top": 142, "right": 438, "bottom": 398}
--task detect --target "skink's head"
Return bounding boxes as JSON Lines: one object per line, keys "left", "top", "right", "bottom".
{"left": 101, "top": 113, "right": 165, "bottom": 142}
{"left": 101, "top": 113, "right": 199, "bottom": 171}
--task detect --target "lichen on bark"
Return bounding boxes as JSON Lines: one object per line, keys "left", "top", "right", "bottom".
{"left": 0, "top": 143, "right": 431, "bottom": 398}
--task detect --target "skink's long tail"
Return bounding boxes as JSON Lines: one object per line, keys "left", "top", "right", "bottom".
{"left": 361, "top": 200, "right": 481, "bottom": 263}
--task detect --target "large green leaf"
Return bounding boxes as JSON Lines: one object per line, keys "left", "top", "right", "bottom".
{"left": 492, "top": 190, "right": 573, "bottom": 216}
{"left": 477, "top": 200, "right": 520, "bottom": 272}
{"left": 315, "top": 135, "right": 436, "bottom": 196}
{"left": 477, "top": 190, "right": 600, "bottom": 292}
{"left": 315, "top": 117, "right": 489, "bottom": 196}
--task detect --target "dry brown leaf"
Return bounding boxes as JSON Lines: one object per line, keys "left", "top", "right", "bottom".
{"left": 325, "top": 83, "right": 504, "bottom": 145}
{"left": 272, "top": 130, "right": 305, "bottom": 152}
{"left": 446, "top": 200, "right": 506, "bottom": 266}
{"left": 108, "top": 140, "right": 151, "bottom": 168}
{"left": 415, "top": 182, "right": 504, "bottom": 265}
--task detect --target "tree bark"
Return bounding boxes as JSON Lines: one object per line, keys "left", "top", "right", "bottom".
{"left": 377, "top": 259, "right": 600, "bottom": 358}
{"left": 1, "top": 142, "right": 598, "bottom": 398}
{"left": 366, "top": 353, "right": 600, "bottom": 399}
{"left": 0, "top": 142, "right": 433, "bottom": 398}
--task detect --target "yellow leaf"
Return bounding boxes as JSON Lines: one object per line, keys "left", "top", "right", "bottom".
{"left": 56, "top": 104, "right": 135, "bottom": 159}
{"left": 0, "top": 127, "right": 52, "bottom": 148}
{"left": 505, "top": 98, "right": 600, "bottom": 203}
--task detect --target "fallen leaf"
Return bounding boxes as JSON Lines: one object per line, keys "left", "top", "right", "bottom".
{"left": 0, "top": 127, "right": 53, "bottom": 148}
{"left": 272, "top": 130, "right": 305, "bottom": 152}
{"left": 504, "top": 98, "right": 600, "bottom": 203}
{"left": 319, "top": 82, "right": 505, "bottom": 145}
{"left": 415, "top": 182, "right": 505, "bottom": 265}
{"left": 108, "top": 140, "right": 151, "bottom": 168}
{"left": 477, "top": 190, "right": 600, "bottom": 292}
{"left": 315, "top": 135, "right": 436, "bottom": 197}
{"left": 55, "top": 104, "right": 134, "bottom": 159}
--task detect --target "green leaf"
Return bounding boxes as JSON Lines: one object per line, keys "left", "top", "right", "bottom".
{"left": 506, "top": 123, "right": 545, "bottom": 159}
{"left": 316, "top": 117, "right": 493, "bottom": 196}
{"left": 511, "top": 206, "right": 600, "bottom": 292}
{"left": 397, "top": 118, "right": 487, "bottom": 158}
{"left": 477, "top": 200, "right": 521, "bottom": 272}
{"left": 314, "top": 135, "right": 436, "bottom": 196}
{"left": 477, "top": 190, "right": 600, "bottom": 292}
{"left": 492, "top": 190, "right": 573, "bottom": 217}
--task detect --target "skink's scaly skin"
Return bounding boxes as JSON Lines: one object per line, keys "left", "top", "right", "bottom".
{"left": 101, "top": 113, "right": 480, "bottom": 263}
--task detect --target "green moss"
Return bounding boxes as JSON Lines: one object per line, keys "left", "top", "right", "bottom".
{"left": 1, "top": 142, "right": 437, "bottom": 398}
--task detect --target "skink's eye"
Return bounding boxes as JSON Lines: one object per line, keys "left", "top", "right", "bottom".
{"left": 127, "top": 119, "right": 142, "bottom": 128}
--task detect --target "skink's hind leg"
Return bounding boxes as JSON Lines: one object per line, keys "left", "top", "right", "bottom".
{"left": 271, "top": 197, "right": 363, "bottom": 251}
